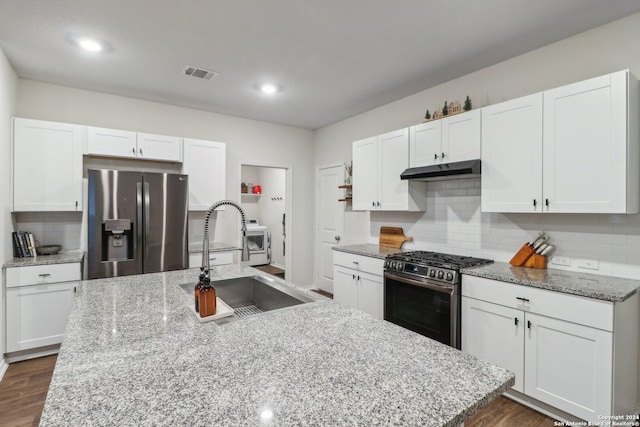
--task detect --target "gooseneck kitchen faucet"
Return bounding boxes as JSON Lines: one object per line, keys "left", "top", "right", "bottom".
{"left": 201, "top": 200, "right": 250, "bottom": 279}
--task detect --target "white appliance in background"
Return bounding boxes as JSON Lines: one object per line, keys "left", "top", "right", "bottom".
{"left": 246, "top": 220, "right": 271, "bottom": 266}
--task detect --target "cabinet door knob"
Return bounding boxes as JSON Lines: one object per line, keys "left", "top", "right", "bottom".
{"left": 132, "top": 147, "right": 135, "bottom": 155}
{"left": 372, "top": 201, "right": 375, "bottom": 207}
{"left": 139, "top": 148, "right": 143, "bottom": 156}
{"left": 376, "top": 201, "right": 381, "bottom": 207}
{"left": 335, "top": 236, "right": 341, "bottom": 242}
{"left": 441, "top": 152, "right": 446, "bottom": 159}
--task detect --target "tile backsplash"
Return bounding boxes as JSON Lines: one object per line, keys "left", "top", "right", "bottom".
{"left": 361, "top": 178, "right": 640, "bottom": 279}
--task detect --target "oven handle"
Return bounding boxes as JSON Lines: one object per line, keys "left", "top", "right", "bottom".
{"left": 384, "top": 272, "right": 455, "bottom": 294}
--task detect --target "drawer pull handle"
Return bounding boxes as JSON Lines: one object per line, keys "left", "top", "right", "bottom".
{"left": 38, "top": 273, "right": 51, "bottom": 277}
{"left": 516, "top": 297, "right": 530, "bottom": 303}
{"left": 352, "top": 261, "right": 359, "bottom": 265}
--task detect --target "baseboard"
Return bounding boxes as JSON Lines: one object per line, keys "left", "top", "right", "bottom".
{"left": 5, "top": 344, "right": 60, "bottom": 363}
{"left": 0, "top": 357, "right": 8, "bottom": 382}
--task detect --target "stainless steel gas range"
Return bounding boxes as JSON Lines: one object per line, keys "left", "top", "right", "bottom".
{"left": 384, "top": 251, "right": 493, "bottom": 349}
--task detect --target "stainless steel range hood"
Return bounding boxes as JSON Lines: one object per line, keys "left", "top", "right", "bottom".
{"left": 400, "top": 159, "right": 481, "bottom": 181}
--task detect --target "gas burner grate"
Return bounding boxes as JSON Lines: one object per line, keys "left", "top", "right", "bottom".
{"left": 388, "top": 251, "right": 493, "bottom": 270}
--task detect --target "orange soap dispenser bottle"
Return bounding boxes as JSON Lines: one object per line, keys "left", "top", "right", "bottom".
{"left": 198, "top": 275, "right": 217, "bottom": 318}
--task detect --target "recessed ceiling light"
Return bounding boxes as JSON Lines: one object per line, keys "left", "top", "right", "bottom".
{"left": 78, "top": 38, "right": 102, "bottom": 52}
{"left": 257, "top": 83, "right": 282, "bottom": 94}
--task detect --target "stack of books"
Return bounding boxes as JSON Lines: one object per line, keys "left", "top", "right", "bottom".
{"left": 12, "top": 231, "right": 37, "bottom": 257}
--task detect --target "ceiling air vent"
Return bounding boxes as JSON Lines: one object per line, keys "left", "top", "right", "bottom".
{"left": 182, "top": 65, "right": 218, "bottom": 80}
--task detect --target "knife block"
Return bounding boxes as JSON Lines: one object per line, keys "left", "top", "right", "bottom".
{"left": 509, "top": 243, "right": 535, "bottom": 267}
{"left": 524, "top": 254, "right": 547, "bottom": 269}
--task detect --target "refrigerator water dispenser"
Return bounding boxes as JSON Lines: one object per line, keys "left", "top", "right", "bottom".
{"left": 102, "top": 219, "right": 133, "bottom": 261}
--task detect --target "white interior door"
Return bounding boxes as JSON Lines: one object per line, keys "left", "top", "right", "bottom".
{"left": 316, "top": 164, "right": 344, "bottom": 293}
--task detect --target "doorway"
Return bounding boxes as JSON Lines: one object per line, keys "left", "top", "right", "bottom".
{"left": 240, "top": 163, "right": 289, "bottom": 280}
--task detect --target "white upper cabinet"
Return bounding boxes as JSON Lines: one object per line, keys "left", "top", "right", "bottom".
{"left": 482, "top": 70, "right": 639, "bottom": 214}
{"left": 352, "top": 136, "right": 379, "bottom": 210}
{"left": 13, "top": 118, "right": 83, "bottom": 212}
{"left": 181, "top": 138, "right": 226, "bottom": 210}
{"left": 543, "top": 71, "right": 638, "bottom": 213}
{"left": 87, "top": 127, "right": 182, "bottom": 162}
{"left": 87, "top": 127, "right": 137, "bottom": 158}
{"left": 410, "top": 109, "right": 481, "bottom": 167}
{"left": 352, "top": 129, "right": 426, "bottom": 211}
{"left": 137, "top": 133, "right": 182, "bottom": 162}
{"left": 481, "top": 93, "right": 543, "bottom": 213}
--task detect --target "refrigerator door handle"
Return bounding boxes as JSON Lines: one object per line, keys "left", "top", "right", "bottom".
{"left": 144, "top": 181, "right": 151, "bottom": 254}
{"left": 136, "top": 181, "right": 144, "bottom": 254}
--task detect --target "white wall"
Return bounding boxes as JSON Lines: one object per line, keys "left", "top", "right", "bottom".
{"left": 15, "top": 80, "right": 316, "bottom": 285}
{"left": 0, "top": 46, "right": 18, "bottom": 368}
{"left": 314, "top": 11, "right": 640, "bottom": 279}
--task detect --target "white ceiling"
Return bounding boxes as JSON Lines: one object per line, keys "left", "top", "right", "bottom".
{"left": 2, "top": 1, "right": 640, "bottom": 130}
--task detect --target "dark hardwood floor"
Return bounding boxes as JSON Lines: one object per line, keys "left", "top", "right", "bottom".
{"left": 0, "top": 354, "right": 557, "bottom": 426}
{"left": 0, "top": 355, "right": 57, "bottom": 427}
{"left": 466, "top": 396, "right": 557, "bottom": 426}
{"left": 253, "top": 264, "right": 285, "bottom": 278}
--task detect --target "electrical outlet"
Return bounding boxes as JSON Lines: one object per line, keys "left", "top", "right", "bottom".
{"left": 578, "top": 258, "right": 599, "bottom": 270}
{"left": 550, "top": 256, "right": 571, "bottom": 267}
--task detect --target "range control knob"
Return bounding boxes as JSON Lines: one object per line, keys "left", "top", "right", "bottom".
{"left": 429, "top": 269, "right": 436, "bottom": 278}
{"left": 437, "top": 270, "right": 444, "bottom": 279}
{"left": 446, "top": 272, "right": 454, "bottom": 282}
{"left": 384, "top": 260, "right": 389, "bottom": 268}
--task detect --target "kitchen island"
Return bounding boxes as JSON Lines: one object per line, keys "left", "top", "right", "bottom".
{"left": 40, "top": 264, "right": 514, "bottom": 426}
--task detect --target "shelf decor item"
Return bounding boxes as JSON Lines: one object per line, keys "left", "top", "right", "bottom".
{"left": 344, "top": 160, "right": 353, "bottom": 184}
{"left": 422, "top": 95, "right": 472, "bottom": 122}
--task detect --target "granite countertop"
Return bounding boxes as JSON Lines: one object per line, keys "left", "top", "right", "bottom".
{"left": 188, "top": 241, "right": 239, "bottom": 254}
{"left": 461, "top": 262, "right": 640, "bottom": 302}
{"left": 2, "top": 250, "right": 85, "bottom": 269}
{"left": 40, "top": 265, "right": 514, "bottom": 426}
{"left": 333, "top": 243, "right": 406, "bottom": 259}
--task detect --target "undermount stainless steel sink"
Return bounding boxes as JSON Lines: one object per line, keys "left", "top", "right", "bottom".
{"left": 178, "top": 275, "right": 315, "bottom": 323}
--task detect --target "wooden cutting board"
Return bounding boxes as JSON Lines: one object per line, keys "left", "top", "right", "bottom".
{"left": 379, "top": 226, "right": 413, "bottom": 248}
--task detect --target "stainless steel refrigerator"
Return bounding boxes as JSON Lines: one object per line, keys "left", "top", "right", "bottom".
{"left": 87, "top": 169, "right": 189, "bottom": 279}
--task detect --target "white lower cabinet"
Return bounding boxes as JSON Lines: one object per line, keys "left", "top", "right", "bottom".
{"left": 5, "top": 262, "right": 81, "bottom": 355}
{"left": 333, "top": 252, "right": 384, "bottom": 319}
{"left": 188, "top": 250, "right": 235, "bottom": 268}
{"left": 462, "top": 275, "right": 637, "bottom": 422}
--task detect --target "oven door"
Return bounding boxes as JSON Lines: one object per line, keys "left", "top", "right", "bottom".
{"left": 384, "top": 271, "right": 460, "bottom": 349}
